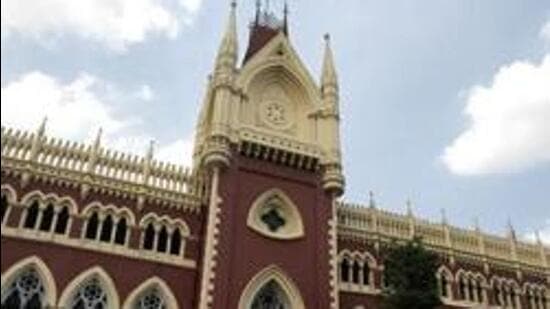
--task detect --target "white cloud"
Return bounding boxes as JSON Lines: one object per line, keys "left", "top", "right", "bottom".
{"left": 137, "top": 84, "right": 155, "bottom": 101}
{"left": 442, "top": 55, "right": 550, "bottom": 175}
{"left": 156, "top": 136, "right": 195, "bottom": 167}
{"left": 1, "top": 71, "right": 192, "bottom": 166}
{"left": 1, "top": 0, "right": 202, "bottom": 51}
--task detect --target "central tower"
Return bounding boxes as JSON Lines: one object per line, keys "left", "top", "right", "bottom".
{"left": 194, "top": 2, "right": 345, "bottom": 308}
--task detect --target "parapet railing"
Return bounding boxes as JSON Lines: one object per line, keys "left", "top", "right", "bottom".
{"left": 1, "top": 125, "right": 206, "bottom": 209}
{"left": 337, "top": 202, "right": 550, "bottom": 269}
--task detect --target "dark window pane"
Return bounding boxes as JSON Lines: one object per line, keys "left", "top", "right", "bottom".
{"left": 1, "top": 194, "right": 7, "bottom": 223}
{"left": 340, "top": 259, "right": 350, "bottom": 282}
{"left": 99, "top": 215, "right": 114, "bottom": 242}
{"left": 23, "top": 201, "right": 40, "bottom": 229}
{"left": 24, "top": 293, "right": 42, "bottom": 309}
{"left": 114, "top": 218, "right": 127, "bottom": 245}
{"left": 143, "top": 223, "right": 155, "bottom": 250}
{"left": 39, "top": 204, "right": 55, "bottom": 231}
{"left": 352, "top": 261, "right": 360, "bottom": 284}
{"left": 157, "top": 226, "right": 168, "bottom": 253}
{"left": 54, "top": 207, "right": 70, "bottom": 234}
{"left": 1, "top": 290, "right": 21, "bottom": 308}
{"left": 85, "top": 212, "right": 100, "bottom": 240}
{"left": 170, "top": 229, "right": 182, "bottom": 255}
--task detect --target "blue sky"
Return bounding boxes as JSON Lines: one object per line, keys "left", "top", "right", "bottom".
{"left": 1, "top": 0, "right": 549, "bottom": 243}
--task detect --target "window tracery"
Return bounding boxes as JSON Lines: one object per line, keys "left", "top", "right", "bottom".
{"left": 135, "top": 288, "right": 165, "bottom": 309}
{"left": 1, "top": 268, "right": 45, "bottom": 309}
{"left": 19, "top": 192, "right": 74, "bottom": 236}
{"left": 70, "top": 278, "right": 108, "bottom": 309}
{"left": 251, "top": 280, "right": 289, "bottom": 309}
{"left": 82, "top": 204, "right": 133, "bottom": 246}
{"left": 140, "top": 214, "right": 189, "bottom": 257}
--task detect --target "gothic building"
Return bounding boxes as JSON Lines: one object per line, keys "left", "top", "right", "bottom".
{"left": 1, "top": 2, "right": 548, "bottom": 309}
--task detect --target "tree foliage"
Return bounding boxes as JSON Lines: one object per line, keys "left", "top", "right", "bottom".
{"left": 382, "top": 237, "right": 442, "bottom": 309}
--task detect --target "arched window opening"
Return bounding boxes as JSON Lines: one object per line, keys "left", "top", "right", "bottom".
{"left": 510, "top": 288, "right": 516, "bottom": 308}
{"left": 476, "top": 279, "right": 483, "bottom": 303}
{"left": 363, "top": 263, "right": 370, "bottom": 286}
{"left": 99, "top": 215, "right": 114, "bottom": 243}
{"left": 70, "top": 278, "right": 108, "bottom": 309}
{"left": 23, "top": 201, "right": 40, "bottom": 229}
{"left": 135, "top": 288, "right": 165, "bottom": 309}
{"left": 1, "top": 194, "right": 8, "bottom": 224}
{"left": 157, "top": 227, "right": 168, "bottom": 253}
{"left": 494, "top": 285, "right": 501, "bottom": 305}
{"left": 440, "top": 274, "right": 448, "bottom": 297}
{"left": 534, "top": 293, "right": 540, "bottom": 309}
{"left": 85, "top": 212, "right": 100, "bottom": 240}
{"left": 38, "top": 204, "right": 55, "bottom": 232}
{"left": 143, "top": 223, "right": 155, "bottom": 251}
{"left": 170, "top": 228, "right": 182, "bottom": 256}
{"left": 1, "top": 268, "right": 45, "bottom": 309}
{"left": 340, "top": 259, "right": 350, "bottom": 283}
{"left": 458, "top": 276, "right": 467, "bottom": 300}
{"left": 54, "top": 206, "right": 70, "bottom": 234}
{"left": 351, "top": 261, "right": 361, "bottom": 284}
{"left": 467, "top": 278, "right": 475, "bottom": 301}
{"left": 114, "top": 218, "right": 127, "bottom": 245}
{"left": 251, "top": 280, "right": 289, "bottom": 309}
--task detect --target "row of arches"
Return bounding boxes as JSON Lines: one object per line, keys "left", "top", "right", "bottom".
{"left": 1, "top": 186, "right": 191, "bottom": 259}
{"left": 0, "top": 256, "right": 179, "bottom": 309}
{"left": 338, "top": 251, "right": 376, "bottom": 288}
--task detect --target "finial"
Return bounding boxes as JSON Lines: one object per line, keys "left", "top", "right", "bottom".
{"left": 441, "top": 208, "right": 448, "bottom": 225}
{"left": 507, "top": 217, "right": 516, "bottom": 240}
{"left": 406, "top": 198, "right": 413, "bottom": 217}
{"left": 146, "top": 140, "right": 155, "bottom": 161}
{"left": 473, "top": 216, "right": 480, "bottom": 232}
{"left": 37, "top": 116, "right": 48, "bottom": 136}
{"left": 321, "top": 32, "right": 338, "bottom": 93}
{"left": 535, "top": 230, "right": 542, "bottom": 244}
{"left": 230, "top": 0, "right": 236, "bottom": 9}
{"left": 93, "top": 127, "right": 103, "bottom": 149}
{"left": 283, "top": 0, "right": 289, "bottom": 34}
{"left": 324, "top": 33, "right": 331, "bottom": 42}
{"left": 368, "top": 190, "right": 376, "bottom": 208}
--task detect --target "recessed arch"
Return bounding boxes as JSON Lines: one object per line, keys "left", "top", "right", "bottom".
{"left": 1, "top": 184, "right": 18, "bottom": 203}
{"left": 238, "top": 265, "right": 305, "bottom": 309}
{"left": 58, "top": 266, "right": 120, "bottom": 308}
{"left": 1, "top": 255, "right": 57, "bottom": 307}
{"left": 123, "top": 277, "right": 179, "bottom": 309}
{"left": 247, "top": 188, "right": 304, "bottom": 240}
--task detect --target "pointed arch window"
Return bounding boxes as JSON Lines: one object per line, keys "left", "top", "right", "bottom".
{"left": 99, "top": 215, "right": 114, "bottom": 242}
{"left": 38, "top": 204, "right": 55, "bottom": 232}
{"left": 363, "top": 262, "right": 370, "bottom": 286}
{"left": 23, "top": 201, "right": 40, "bottom": 229}
{"left": 114, "top": 218, "right": 128, "bottom": 245}
{"left": 476, "top": 279, "right": 484, "bottom": 303}
{"left": 340, "top": 258, "right": 350, "bottom": 283}
{"left": 351, "top": 261, "right": 361, "bottom": 284}
{"left": 55, "top": 206, "right": 70, "bottom": 234}
{"left": 157, "top": 227, "right": 168, "bottom": 253}
{"left": 1, "top": 193, "right": 8, "bottom": 225}
{"left": 440, "top": 273, "right": 449, "bottom": 297}
{"left": 143, "top": 223, "right": 156, "bottom": 250}
{"left": 170, "top": 229, "right": 182, "bottom": 256}
{"left": 85, "top": 212, "right": 100, "bottom": 240}
{"left": 135, "top": 288, "right": 166, "bottom": 309}
{"left": 1, "top": 268, "right": 45, "bottom": 309}
{"left": 70, "top": 278, "right": 108, "bottom": 309}
{"left": 251, "top": 280, "right": 289, "bottom": 309}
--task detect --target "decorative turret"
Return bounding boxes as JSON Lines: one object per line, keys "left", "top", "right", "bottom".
{"left": 319, "top": 34, "right": 344, "bottom": 196}
{"left": 213, "top": 0, "right": 238, "bottom": 85}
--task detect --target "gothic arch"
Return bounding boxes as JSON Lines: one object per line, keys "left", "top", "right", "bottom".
{"left": 1, "top": 256, "right": 57, "bottom": 307}
{"left": 1, "top": 184, "right": 18, "bottom": 203}
{"left": 58, "top": 266, "right": 120, "bottom": 308}
{"left": 123, "top": 277, "right": 179, "bottom": 309}
{"left": 82, "top": 202, "right": 136, "bottom": 226}
{"left": 247, "top": 188, "right": 305, "bottom": 240}
{"left": 238, "top": 265, "right": 305, "bottom": 309}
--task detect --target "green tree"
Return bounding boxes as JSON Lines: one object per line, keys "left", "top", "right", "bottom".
{"left": 382, "top": 237, "right": 442, "bottom": 309}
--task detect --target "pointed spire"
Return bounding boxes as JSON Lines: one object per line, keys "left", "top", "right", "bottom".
{"left": 535, "top": 230, "right": 542, "bottom": 245}
{"left": 406, "top": 198, "right": 413, "bottom": 217}
{"left": 215, "top": 1, "right": 238, "bottom": 72}
{"left": 146, "top": 140, "right": 155, "bottom": 161}
{"left": 321, "top": 33, "right": 338, "bottom": 95}
{"left": 93, "top": 127, "right": 103, "bottom": 150}
{"left": 37, "top": 116, "right": 48, "bottom": 137}
{"left": 441, "top": 208, "right": 448, "bottom": 225}
{"left": 368, "top": 190, "right": 376, "bottom": 208}
{"left": 282, "top": 1, "right": 289, "bottom": 35}
{"left": 507, "top": 217, "right": 516, "bottom": 240}
{"left": 473, "top": 216, "right": 481, "bottom": 232}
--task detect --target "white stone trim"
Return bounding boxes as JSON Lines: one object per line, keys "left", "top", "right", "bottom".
{"left": 123, "top": 276, "right": 180, "bottom": 309}
{"left": 58, "top": 266, "right": 120, "bottom": 308}
{"left": 1, "top": 255, "right": 57, "bottom": 308}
